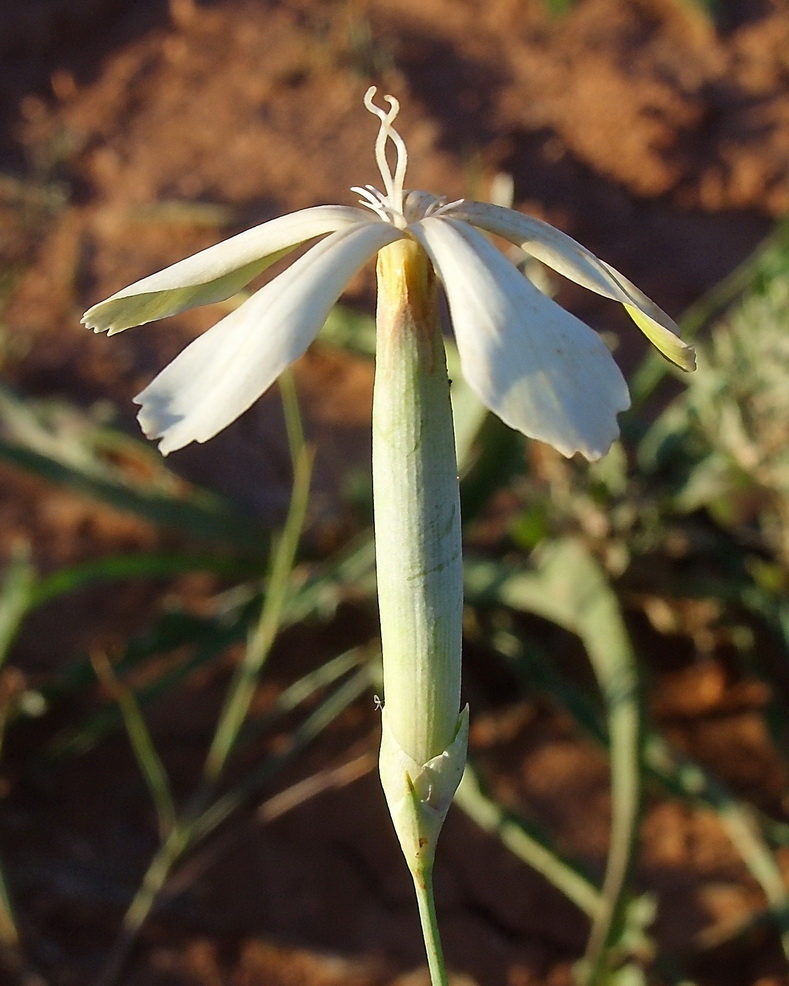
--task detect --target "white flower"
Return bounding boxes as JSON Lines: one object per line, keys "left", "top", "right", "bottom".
{"left": 83, "top": 88, "right": 694, "bottom": 459}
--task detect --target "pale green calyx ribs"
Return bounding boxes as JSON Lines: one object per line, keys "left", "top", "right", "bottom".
{"left": 373, "top": 236, "right": 466, "bottom": 873}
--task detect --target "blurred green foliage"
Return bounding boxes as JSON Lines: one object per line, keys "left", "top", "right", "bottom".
{"left": 1, "top": 208, "right": 789, "bottom": 984}
{"left": 540, "top": 0, "right": 717, "bottom": 20}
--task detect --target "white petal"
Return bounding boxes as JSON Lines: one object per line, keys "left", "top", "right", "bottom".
{"left": 447, "top": 201, "right": 695, "bottom": 372}
{"left": 136, "top": 221, "right": 402, "bottom": 454}
{"left": 410, "top": 217, "right": 631, "bottom": 460}
{"left": 82, "top": 205, "right": 373, "bottom": 335}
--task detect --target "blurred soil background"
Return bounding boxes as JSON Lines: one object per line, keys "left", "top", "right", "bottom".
{"left": 2, "top": 0, "right": 789, "bottom": 984}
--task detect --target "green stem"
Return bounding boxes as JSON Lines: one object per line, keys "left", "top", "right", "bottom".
{"left": 413, "top": 867, "right": 449, "bottom": 986}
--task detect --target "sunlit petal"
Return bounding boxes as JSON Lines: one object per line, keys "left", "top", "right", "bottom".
{"left": 136, "top": 221, "right": 402, "bottom": 454}
{"left": 448, "top": 201, "right": 695, "bottom": 372}
{"left": 410, "top": 217, "right": 631, "bottom": 460}
{"left": 82, "top": 205, "right": 373, "bottom": 336}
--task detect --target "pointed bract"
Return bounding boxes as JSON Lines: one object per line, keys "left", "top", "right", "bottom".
{"left": 379, "top": 706, "right": 469, "bottom": 874}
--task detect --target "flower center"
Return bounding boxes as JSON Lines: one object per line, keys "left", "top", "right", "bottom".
{"left": 351, "top": 88, "right": 465, "bottom": 228}
{"left": 351, "top": 87, "right": 410, "bottom": 228}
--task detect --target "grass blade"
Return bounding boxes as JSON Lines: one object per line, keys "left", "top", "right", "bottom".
{"left": 0, "top": 548, "right": 37, "bottom": 667}
{"left": 455, "top": 761, "right": 599, "bottom": 917}
{"left": 465, "top": 540, "right": 643, "bottom": 982}
{"left": 90, "top": 650, "right": 176, "bottom": 838}
{"left": 0, "top": 381, "right": 266, "bottom": 548}
{"left": 203, "top": 372, "right": 314, "bottom": 783}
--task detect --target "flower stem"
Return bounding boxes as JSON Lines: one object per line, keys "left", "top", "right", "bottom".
{"left": 413, "top": 866, "right": 449, "bottom": 986}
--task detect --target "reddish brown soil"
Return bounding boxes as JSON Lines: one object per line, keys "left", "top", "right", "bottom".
{"left": 2, "top": 1, "right": 789, "bottom": 984}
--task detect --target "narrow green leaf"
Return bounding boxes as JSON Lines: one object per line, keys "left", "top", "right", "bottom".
{"left": 465, "top": 540, "right": 642, "bottom": 982}
{"left": 202, "top": 371, "right": 314, "bottom": 783}
{"left": 455, "top": 761, "right": 599, "bottom": 917}
{"left": 31, "top": 552, "right": 260, "bottom": 610}
{"left": 91, "top": 650, "right": 176, "bottom": 837}
{"left": 630, "top": 215, "right": 789, "bottom": 407}
{"left": 0, "top": 380, "right": 266, "bottom": 548}
{"left": 0, "top": 547, "right": 37, "bottom": 666}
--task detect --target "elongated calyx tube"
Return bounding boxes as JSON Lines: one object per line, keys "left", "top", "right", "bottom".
{"left": 373, "top": 236, "right": 468, "bottom": 878}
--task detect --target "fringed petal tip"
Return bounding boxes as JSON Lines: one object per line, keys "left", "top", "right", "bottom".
{"left": 80, "top": 308, "right": 111, "bottom": 334}
{"left": 133, "top": 394, "right": 182, "bottom": 456}
{"left": 624, "top": 304, "right": 696, "bottom": 372}
{"left": 82, "top": 303, "right": 143, "bottom": 337}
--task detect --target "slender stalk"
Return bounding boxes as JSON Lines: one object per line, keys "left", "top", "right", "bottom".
{"left": 412, "top": 868, "right": 449, "bottom": 986}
